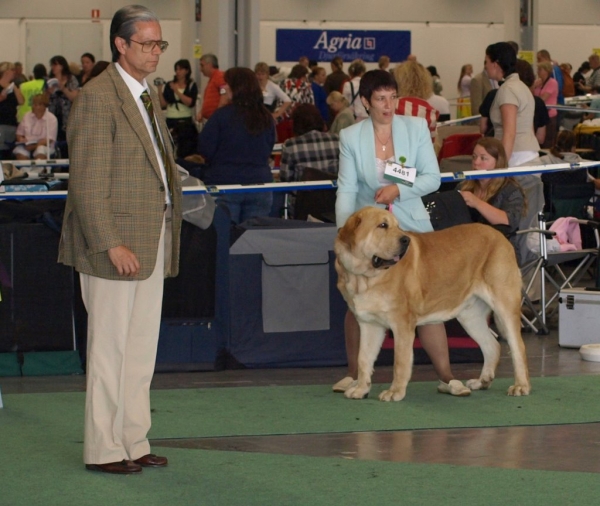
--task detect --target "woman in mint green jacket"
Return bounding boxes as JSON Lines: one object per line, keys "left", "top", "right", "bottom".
{"left": 333, "top": 70, "right": 470, "bottom": 398}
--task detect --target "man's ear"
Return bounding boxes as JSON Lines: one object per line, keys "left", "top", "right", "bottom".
{"left": 114, "top": 36, "right": 128, "bottom": 57}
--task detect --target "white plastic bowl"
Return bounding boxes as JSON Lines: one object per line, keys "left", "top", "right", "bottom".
{"left": 579, "top": 344, "right": 600, "bottom": 363}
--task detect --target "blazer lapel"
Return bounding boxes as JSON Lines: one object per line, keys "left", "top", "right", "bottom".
{"left": 107, "top": 65, "right": 163, "bottom": 180}
{"left": 359, "top": 117, "right": 380, "bottom": 189}
{"left": 391, "top": 116, "right": 410, "bottom": 167}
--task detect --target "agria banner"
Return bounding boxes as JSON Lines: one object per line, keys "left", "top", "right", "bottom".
{"left": 275, "top": 29, "right": 411, "bottom": 63}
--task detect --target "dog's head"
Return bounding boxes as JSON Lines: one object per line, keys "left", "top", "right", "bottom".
{"left": 335, "top": 207, "right": 411, "bottom": 277}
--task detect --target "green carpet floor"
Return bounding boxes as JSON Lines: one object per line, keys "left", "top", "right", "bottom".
{"left": 2, "top": 377, "right": 600, "bottom": 505}
{"left": 2, "top": 376, "right": 599, "bottom": 441}
{"left": 2, "top": 445, "right": 600, "bottom": 506}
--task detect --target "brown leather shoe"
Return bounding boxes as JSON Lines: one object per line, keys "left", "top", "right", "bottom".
{"left": 133, "top": 454, "right": 168, "bottom": 468}
{"left": 85, "top": 460, "right": 142, "bottom": 475}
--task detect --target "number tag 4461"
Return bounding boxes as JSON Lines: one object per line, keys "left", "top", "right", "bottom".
{"left": 383, "top": 162, "right": 416, "bottom": 187}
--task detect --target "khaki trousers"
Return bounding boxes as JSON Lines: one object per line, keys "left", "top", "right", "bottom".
{"left": 81, "top": 214, "right": 168, "bottom": 464}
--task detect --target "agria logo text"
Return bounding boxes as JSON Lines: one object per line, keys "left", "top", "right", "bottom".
{"left": 313, "top": 32, "right": 376, "bottom": 54}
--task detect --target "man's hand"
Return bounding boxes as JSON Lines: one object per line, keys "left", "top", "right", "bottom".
{"left": 108, "top": 245, "right": 140, "bottom": 277}
{"left": 375, "top": 185, "right": 400, "bottom": 205}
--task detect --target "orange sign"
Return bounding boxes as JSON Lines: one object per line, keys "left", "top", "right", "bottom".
{"left": 91, "top": 9, "right": 100, "bottom": 22}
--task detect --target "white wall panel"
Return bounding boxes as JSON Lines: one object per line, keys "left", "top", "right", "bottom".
{"left": 0, "top": 20, "right": 21, "bottom": 63}
{"left": 260, "top": 0, "right": 504, "bottom": 23}
{"left": 539, "top": 25, "right": 600, "bottom": 68}
{"left": 260, "top": 20, "right": 505, "bottom": 99}
{"left": 538, "top": 0, "right": 600, "bottom": 25}
{"left": 0, "top": 0, "right": 181, "bottom": 20}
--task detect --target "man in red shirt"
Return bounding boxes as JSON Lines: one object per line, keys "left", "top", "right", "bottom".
{"left": 198, "top": 53, "right": 227, "bottom": 122}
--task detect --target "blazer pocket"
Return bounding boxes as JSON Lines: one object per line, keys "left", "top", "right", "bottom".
{"left": 114, "top": 213, "right": 135, "bottom": 239}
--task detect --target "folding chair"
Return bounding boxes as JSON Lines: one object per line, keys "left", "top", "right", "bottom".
{"left": 436, "top": 133, "right": 482, "bottom": 163}
{"left": 546, "top": 182, "right": 596, "bottom": 221}
{"left": 519, "top": 213, "right": 600, "bottom": 333}
{"left": 293, "top": 167, "right": 337, "bottom": 222}
{"left": 542, "top": 217, "right": 600, "bottom": 317}
{"left": 513, "top": 176, "right": 550, "bottom": 334}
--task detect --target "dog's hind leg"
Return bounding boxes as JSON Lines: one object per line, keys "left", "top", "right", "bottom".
{"left": 456, "top": 298, "right": 500, "bottom": 391}
{"left": 493, "top": 298, "right": 531, "bottom": 396}
{"left": 344, "top": 322, "right": 386, "bottom": 400}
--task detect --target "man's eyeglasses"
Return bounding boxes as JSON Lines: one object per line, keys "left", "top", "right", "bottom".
{"left": 129, "top": 39, "right": 169, "bottom": 53}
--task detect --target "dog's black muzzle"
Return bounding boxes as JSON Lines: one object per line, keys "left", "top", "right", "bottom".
{"left": 371, "top": 235, "right": 411, "bottom": 269}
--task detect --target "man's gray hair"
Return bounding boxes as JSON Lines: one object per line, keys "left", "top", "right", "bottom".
{"left": 110, "top": 5, "right": 160, "bottom": 62}
{"left": 201, "top": 53, "right": 219, "bottom": 69}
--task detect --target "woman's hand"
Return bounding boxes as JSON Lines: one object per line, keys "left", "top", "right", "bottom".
{"left": 169, "top": 82, "right": 178, "bottom": 92}
{"left": 459, "top": 190, "right": 480, "bottom": 209}
{"left": 374, "top": 185, "right": 400, "bottom": 205}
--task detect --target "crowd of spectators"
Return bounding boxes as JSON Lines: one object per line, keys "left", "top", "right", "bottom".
{"left": 4, "top": 44, "right": 600, "bottom": 227}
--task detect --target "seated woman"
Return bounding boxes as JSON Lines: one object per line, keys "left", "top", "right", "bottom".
{"left": 279, "top": 104, "right": 339, "bottom": 182}
{"left": 459, "top": 137, "right": 526, "bottom": 250}
{"left": 197, "top": 67, "right": 275, "bottom": 224}
{"left": 12, "top": 94, "right": 58, "bottom": 160}
{"left": 326, "top": 91, "right": 354, "bottom": 136}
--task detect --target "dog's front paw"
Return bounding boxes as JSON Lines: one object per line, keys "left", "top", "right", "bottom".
{"left": 507, "top": 384, "right": 531, "bottom": 396}
{"left": 378, "top": 388, "right": 406, "bottom": 402}
{"left": 344, "top": 384, "right": 370, "bottom": 399}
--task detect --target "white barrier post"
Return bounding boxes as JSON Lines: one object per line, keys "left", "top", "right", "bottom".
{"left": 0, "top": 385, "right": 3, "bottom": 408}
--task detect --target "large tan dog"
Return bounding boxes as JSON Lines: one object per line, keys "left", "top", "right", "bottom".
{"left": 334, "top": 206, "right": 530, "bottom": 402}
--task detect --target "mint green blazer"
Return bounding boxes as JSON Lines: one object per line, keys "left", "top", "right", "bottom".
{"left": 336, "top": 115, "right": 440, "bottom": 232}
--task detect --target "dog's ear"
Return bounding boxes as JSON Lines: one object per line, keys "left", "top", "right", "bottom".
{"left": 338, "top": 215, "right": 361, "bottom": 249}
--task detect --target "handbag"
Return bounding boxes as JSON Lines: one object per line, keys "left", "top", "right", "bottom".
{"left": 421, "top": 190, "right": 472, "bottom": 231}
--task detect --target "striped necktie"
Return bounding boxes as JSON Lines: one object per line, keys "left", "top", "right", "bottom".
{"left": 140, "top": 90, "right": 171, "bottom": 194}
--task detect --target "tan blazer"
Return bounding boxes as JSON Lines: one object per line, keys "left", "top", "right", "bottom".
{"left": 469, "top": 71, "right": 494, "bottom": 117}
{"left": 59, "top": 63, "right": 182, "bottom": 280}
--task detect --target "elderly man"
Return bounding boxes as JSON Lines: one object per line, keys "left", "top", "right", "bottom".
{"left": 579, "top": 54, "right": 600, "bottom": 94}
{"left": 59, "top": 4, "right": 182, "bottom": 475}
{"left": 198, "top": 53, "right": 227, "bottom": 122}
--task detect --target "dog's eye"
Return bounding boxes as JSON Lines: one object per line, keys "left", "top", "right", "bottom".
{"left": 378, "top": 222, "right": 388, "bottom": 229}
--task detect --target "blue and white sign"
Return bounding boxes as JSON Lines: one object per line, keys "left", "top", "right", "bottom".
{"left": 276, "top": 29, "right": 411, "bottom": 63}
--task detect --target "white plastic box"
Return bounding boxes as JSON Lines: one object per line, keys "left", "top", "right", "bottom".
{"left": 558, "top": 288, "right": 600, "bottom": 348}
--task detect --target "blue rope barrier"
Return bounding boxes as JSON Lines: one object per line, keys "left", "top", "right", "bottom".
{"left": 3, "top": 161, "right": 600, "bottom": 200}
